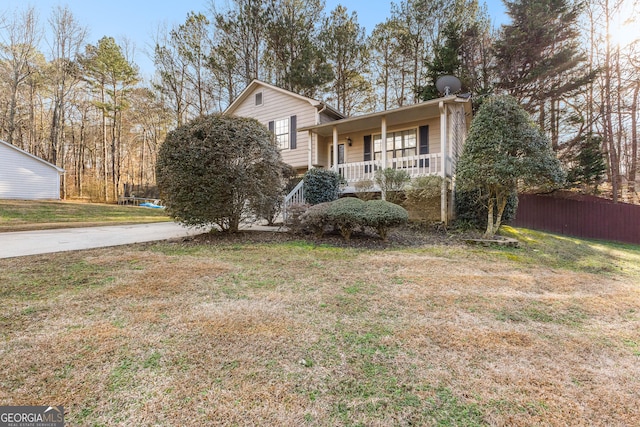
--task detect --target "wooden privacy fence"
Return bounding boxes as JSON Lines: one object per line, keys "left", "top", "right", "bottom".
{"left": 512, "top": 192, "right": 640, "bottom": 245}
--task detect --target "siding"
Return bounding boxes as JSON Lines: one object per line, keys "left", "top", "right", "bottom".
{"left": 0, "top": 142, "right": 62, "bottom": 199}
{"left": 232, "top": 85, "right": 318, "bottom": 169}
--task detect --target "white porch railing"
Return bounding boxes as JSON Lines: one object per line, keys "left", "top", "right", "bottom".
{"left": 337, "top": 153, "right": 442, "bottom": 183}
{"left": 282, "top": 179, "right": 304, "bottom": 222}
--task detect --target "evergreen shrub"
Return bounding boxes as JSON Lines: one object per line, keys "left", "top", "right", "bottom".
{"left": 299, "top": 202, "right": 332, "bottom": 238}
{"left": 326, "top": 197, "right": 366, "bottom": 241}
{"left": 303, "top": 169, "right": 344, "bottom": 205}
{"left": 362, "top": 200, "right": 409, "bottom": 241}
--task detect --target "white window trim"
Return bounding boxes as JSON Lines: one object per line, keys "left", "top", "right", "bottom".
{"left": 373, "top": 127, "right": 418, "bottom": 160}
{"left": 255, "top": 91, "right": 263, "bottom": 106}
{"left": 274, "top": 117, "right": 289, "bottom": 150}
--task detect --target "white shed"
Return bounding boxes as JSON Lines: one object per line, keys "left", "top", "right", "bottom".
{"left": 0, "top": 140, "right": 65, "bottom": 200}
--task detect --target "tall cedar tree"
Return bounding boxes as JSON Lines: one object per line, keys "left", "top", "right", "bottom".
{"left": 456, "top": 95, "right": 565, "bottom": 238}
{"left": 493, "top": 0, "right": 594, "bottom": 150}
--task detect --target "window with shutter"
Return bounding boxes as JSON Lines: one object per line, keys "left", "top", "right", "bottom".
{"left": 364, "top": 135, "right": 372, "bottom": 173}
{"left": 290, "top": 115, "right": 297, "bottom": 149}
{"left": 419, "top": 125, "right": 429, "bottom": 168}
{"left": 372, "top": 129, "right": 417, "bottom": 160}
{"left": 273, "top": 118, "right": 289, "bottom": 150}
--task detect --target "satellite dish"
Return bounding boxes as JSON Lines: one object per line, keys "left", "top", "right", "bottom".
{"left": 436, "top": 75, "right": 462, "bottom": 96}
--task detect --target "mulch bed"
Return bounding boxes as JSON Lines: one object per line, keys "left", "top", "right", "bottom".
{"left": 183, "top": 224, "right": 487, "bottom": 249}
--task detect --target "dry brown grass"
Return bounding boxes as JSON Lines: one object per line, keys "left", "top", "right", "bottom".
{"left": 1, "top": 233, "right": 639, "bottom": 426}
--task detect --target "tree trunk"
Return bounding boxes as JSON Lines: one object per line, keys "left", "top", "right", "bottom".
{"left": 603, "top": 1, "right": 618, "bottom": 202}
{"left": 629, "top": 83, "right": 639, "bottom": 198}
{"left": 484, "top": 193, "right": 495, "bottom": 239}
{"left": 493, "top": 194, "right": 509, "bottom": 233}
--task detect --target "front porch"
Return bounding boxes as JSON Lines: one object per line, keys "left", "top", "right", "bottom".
{"left": 336, "top": 153, "right": 442, "bottom": 185}
{"left": 293, "top": 96, "right": 472, "bottom": 223}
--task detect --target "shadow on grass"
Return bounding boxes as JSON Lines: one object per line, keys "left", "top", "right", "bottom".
{"left": 497, "top": 226, "right": 640, "bottom": 278}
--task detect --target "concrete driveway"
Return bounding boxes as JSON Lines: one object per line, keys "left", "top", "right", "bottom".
{"left": 0, "top": 222, "right": 198, "bottom": 259}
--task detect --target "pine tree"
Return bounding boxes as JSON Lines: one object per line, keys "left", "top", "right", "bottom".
{"left": 80, "top": 36, "right": 139, "bottom": 201}
{"left": 565, "top": 134, "right": 607, "bottom": 194}
{"left": 320, "top": 5, "right": 372, "bottom": 115}
{"left": 420, "top": 20, "right": 465, "bottom": 100}
{"left": 419, "top": 0, "right": 494, "bottom": 102}
{"left": 265, "top": 0, "right": 333, "bottom": 98}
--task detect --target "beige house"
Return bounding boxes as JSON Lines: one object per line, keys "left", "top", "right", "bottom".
{"left": 225, "top": 80, "right": 472, "bottom": 223}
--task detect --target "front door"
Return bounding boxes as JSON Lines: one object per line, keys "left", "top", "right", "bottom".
{"left": 330, "top": 144, "right": 345, "bottom": 169}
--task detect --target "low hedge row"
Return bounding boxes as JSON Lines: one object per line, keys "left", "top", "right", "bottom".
{"left": 288, "top": 198, "right": 409, "bottom": 241}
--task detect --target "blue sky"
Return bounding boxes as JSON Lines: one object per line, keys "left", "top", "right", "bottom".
{"left": 3, "top": 0, "right": 508, "bottom": 77}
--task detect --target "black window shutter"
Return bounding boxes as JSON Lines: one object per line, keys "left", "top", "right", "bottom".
{"left": 363, "top": 135, "right": 372, "bottom": 173}
{"left": 268, "top": 121, "right": 274, "bottom": 133}
{"left": 363, "top": 135, "right": 372, "bottom": 161}
{"left": 290, "top": 115, "right": 297, "bottom": 149}
{"left": 419, "top": 125, "right": 429, "bottom": 154}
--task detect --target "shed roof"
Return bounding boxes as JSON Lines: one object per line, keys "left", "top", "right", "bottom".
{"left": 0, "top": 139, "right": 65, "bottom": 173}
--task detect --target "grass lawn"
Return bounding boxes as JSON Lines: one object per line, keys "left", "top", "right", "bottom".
{"left": 1, "top": 227, "right": 639, "bottom": 425}
{"left": 0, "top": 200, "right": 169, "bottom": 232}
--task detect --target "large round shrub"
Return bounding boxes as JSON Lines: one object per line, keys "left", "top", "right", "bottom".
{"left": 156, "top": 114, "right": 283, "bottom": 232}
{"left": 326, "top": 197, "right": 366, "bottom": 241}
{"left": 299, "top": 202, "right": 332, "bottom": 237}
{"left": 303, "top": 168, "right": 344, "bottom": 205}
{"left": 363, "top": 200, "right": 409, "bottom": 241}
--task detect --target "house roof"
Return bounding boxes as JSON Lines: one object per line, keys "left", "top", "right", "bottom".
{"left": 224, "top": 79, "right": 344, "bottom": 120}
{"left": 0, "top": 139, "right": 65, "bottom": 173}
{"left": 298, "top": 96, "right": 472, "bottom": 137}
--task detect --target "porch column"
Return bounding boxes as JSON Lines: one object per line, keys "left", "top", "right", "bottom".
{"left": 381, "top": 115, "right": 388, "bottom": 201}
{"left": 307, "top": 130, "right": 313, "bottom": 170}
{"left": 332, "top": 126, "right": 339, "bottom": 173}
{"left": 439, "top": 101, "right": 448, "bottom": 224}
{"left": 381, "top": 116, "right": 387, "bottom": 170}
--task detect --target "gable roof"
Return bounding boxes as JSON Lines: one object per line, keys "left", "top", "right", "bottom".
{"left": 224, "top": 79, "right": 344, "bottom": 120}
{"left": 0, "top": 139, "right": 65, "bottom": 173}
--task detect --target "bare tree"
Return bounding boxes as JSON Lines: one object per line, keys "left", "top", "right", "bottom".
{"left": 0, "top": 6, "right": 42, "bottom": 147}
{"left": 47, "top": 5, "right": 86, "bottom": 177}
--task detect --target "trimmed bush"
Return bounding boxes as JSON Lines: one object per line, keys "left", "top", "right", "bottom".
{"left": 299, "top": 202, "right": 332, "bottom": 238}
{"left": 363, "top": 200, "right": 409, "bottom": 241}
{"left": 284, "top": 203, "right": 310, "bottom": 234}
{"left": 255, "top": 162, "right": 299, "bottom": 225}
{"left": 303, "top": 168, "right": 344, "bottom": 205}
{"left": 326, "top": 197, "right": 366, "bottom": 241}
